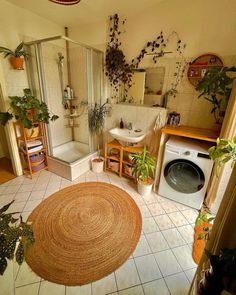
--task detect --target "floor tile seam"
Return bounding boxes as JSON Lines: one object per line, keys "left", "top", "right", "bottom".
{"left": 142, "top": 230, "right": 170, "bottom": 257}
{"left": 132, "top": 255, "right": 147, "bottom": 294}
{"left": 14, "top": 280, "right": 41, "bottom": 289}
{"left": 170, "top": 246, "right": 195, "bottom": 272}
{"left": 113, "top": 266, "right": 119, "bottom": 295}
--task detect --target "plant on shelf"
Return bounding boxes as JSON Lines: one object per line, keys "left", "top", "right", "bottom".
{"left": 88, "top": 102, "right": 108, "bottom": 173}
{"left": 0, "top": 42, "right": 29, "bottom": 70}
{"left": 131, "top": 146, "right": 156, "bottom": 196}
{"left": 196, "top": 66, "right": 236, "bottom": 124}
{"left": 0, "top": 201, "right": 35, "bottom": 275}
{"left": 0, "top": 88, "right": 59, "bottom": 134}
{"left": 208, "top": 136, "right": 236, "bottom": 176}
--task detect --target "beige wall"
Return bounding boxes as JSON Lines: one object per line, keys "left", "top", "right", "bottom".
{"left": 69, "top": 0, "right": 236, "bottom": 130}
{"left": 0, "top": 0, "right": 64, "bottom": 174}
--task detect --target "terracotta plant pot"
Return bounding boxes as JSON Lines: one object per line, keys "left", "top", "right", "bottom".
{"left": 193, "top": 221, "right": 212, "bottom": 264}
{"left": 9, "top": 56, "right": 24, "bottom": 70}
{"left": 26, "top": 109, "right": 34, "bottom": 120}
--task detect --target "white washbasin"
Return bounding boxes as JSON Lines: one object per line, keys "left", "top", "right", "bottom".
{"left": 109, "top": 128, "right": 146, "bottom": 144}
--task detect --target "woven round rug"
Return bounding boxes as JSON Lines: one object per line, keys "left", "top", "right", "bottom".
{"left": 25, "top": 182, "right": 142, "bottom": 285}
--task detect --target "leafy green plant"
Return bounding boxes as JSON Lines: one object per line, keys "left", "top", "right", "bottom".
{"left": 209, "top": 136, "right": 236, "bottom": 176}
{"left": 0, "top": 201, "right": 34, "bottom": 275}
{"left": 106, "top": 14, "right": 187, "bottom": 103}
{"left": 196, "top": 66, "right": 236, "bottom": 124}
{"left": 0, "top": 88, "right": 59, "bottom": 128}
{"left": 131, "top": 146, "right": 156, "bottom": 182}
{"left": 105, "top": 14, "right": 133, "bottom": 94}
{"left": 196, "top": 211, "right": 215, "bottom": 241}
{"left": 0, "top": 42, "right": 28, "bottom": 58}
{"left": 88, "top": 102, "right": 108, "bottom": 159}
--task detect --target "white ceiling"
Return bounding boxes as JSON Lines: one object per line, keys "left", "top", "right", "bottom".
{"left": 6, "top": 0, "right": 165, "bottom": 27}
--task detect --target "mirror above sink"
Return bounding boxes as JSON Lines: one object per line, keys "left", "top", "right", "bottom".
{"left": 119, "top": 67, "right": 165, "bottom": 106}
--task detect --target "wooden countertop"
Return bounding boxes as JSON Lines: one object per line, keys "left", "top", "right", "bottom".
{"left": 161, "top": 125, "right": 220, "bottom": 142}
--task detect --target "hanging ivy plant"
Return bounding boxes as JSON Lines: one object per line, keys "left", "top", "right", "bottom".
{"left": 105, "top": 14, "right": 133, "bottom": 93}
{"left": 105, "top": 14, "right": 188, "bottom": 105}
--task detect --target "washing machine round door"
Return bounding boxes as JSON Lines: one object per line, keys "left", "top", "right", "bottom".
{"left": 164, "top": 159, "right": 205, "bottom": 194}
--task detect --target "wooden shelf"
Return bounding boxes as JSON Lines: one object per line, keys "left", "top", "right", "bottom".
{"left": 104, "top": 139, "right": 143, "bottom": 178}
{"left": 161, "top": 125, "right": 220, "bottom": 142}
{"left": 13, "top": 122, "right": 48, "bottom": 178}
{"left": 122, "top": 173, "right": 135, "bottom": 179}
{"left": 17, "top": 135, "right": 44, "bottom": 142}
{"left": 107, "top": 156, "right": 120, "bottom": 162}
{"left": 23, "top": 165, "right": 48, "bottom": 174}
{"left": 122, "top": 160, "right": 132, "bottom": 165}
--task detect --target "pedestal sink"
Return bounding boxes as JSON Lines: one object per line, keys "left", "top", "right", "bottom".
{"left": 109, "top": 128, "right": 146, "bottom": 145}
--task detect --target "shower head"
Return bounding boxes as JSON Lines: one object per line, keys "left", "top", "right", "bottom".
{"left": 58, "top": 52, "right": 64, "bottom": 65}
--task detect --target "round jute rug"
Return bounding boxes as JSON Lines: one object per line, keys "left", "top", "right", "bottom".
{"left": 25, "top": 182, "right": 142, "bottom": 285}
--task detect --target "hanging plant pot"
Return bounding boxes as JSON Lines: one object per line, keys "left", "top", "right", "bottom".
{"left": 26, "top": 108, "right": 34, "bottom": 120}
{"left": 9, "top": 57, "right": 24, "bottom": 70}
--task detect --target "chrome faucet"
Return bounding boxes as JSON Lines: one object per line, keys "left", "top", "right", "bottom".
{"left": 127, "top": 122, "right": 133, "bottom": 130}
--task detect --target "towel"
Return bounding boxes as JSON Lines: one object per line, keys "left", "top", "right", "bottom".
{"left": 148, "top": 114, "right": 163, "bottom": 156}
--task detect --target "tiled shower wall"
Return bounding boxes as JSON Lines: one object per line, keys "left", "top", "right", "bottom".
{"left": 41, "top": 42, "right": 72, "bottom": 148}
{"left": 69, "top": 46, "right": 89, "bottom": 145}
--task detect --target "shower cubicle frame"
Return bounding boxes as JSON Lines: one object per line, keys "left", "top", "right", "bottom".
{"left": 24, "top": 35, "right": 104, "bottom": 162}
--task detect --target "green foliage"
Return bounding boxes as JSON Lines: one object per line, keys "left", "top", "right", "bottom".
{"left": 209, "top": 136, "right": 236, "bottom": 176}
{"left": 131, "top": 146, "right": 156, "bottom": 182}
{"left": 88, "top": 102, "right": 108, "bottom": 158}
{"left": 88, "top": 102, "right": 108, "bottom": 136}
{"left": 0, "top": 42, "right": 28, "bottom": 58}
{"left": 0, "top": 201, "right": 34, "bottom": 276}
{"left": 0, "top": 112, "right": 13, "bottom": 125}
{"left": 196, "top": 66, "right": 236, "bottom": 123}
{"left": 0, "top": 88, "right": 59, "bottom": 128}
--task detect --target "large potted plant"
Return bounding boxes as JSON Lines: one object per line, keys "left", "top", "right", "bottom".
{"left": 132, "top": 146, "right": 156, "bottom": 196}
{"left": 0, "top": 201, "right": 34, "bottom": 275}
{"left": 88, "top": 102, "right": 108, "bottom": 173}
{"left": 196, "top": 66, "right": 236, "bottom": 125}
{"left": 0, "top": 88, "right": 59, "bottom": 137}
{"left": 0, "top": 42, "right": 28, "bottom": 70}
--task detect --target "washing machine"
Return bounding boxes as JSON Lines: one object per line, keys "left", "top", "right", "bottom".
{"left": 158, "top": 136, "right": 214, "bottom": 209}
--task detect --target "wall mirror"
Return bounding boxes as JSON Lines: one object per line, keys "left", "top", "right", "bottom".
{"left": 119, "top": 67, "right": 165, "bottom": 106}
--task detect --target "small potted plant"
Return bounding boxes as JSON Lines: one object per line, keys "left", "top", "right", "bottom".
{"left": 88, "top": 102, "right": 108, "bottom": 173}
{"left": 0, "top": 42, "right": 28, "bottom": 70}
{"left": 131, "top": 146, "right": 156, "bottom": 196}
{"left": 0, "top": 88, "right": 59, "bottom": 137}
{"left": 0, "top": 201, "right": 34, "bottom": 275}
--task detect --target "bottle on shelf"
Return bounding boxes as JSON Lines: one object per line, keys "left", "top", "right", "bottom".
{"left": 66, "top": 85, "right": 71, "bottom": 99}
{"left": 120, "top": 118, "right": 124, "bottom": 129}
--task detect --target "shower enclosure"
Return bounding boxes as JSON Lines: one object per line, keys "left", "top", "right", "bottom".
{"left": 25, "top": 36, "right": 104, "bottom": 180}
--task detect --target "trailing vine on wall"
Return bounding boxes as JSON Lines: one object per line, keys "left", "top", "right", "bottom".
{"left": 105, "top": 14, "right": 133, "bottom": 93}
{"left": 105, "top": 14, "right": 188, "bottom": 104}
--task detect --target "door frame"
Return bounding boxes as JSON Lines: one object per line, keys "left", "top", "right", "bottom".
{"left": 0, "top": 60, "right": 22, "bottom": 176}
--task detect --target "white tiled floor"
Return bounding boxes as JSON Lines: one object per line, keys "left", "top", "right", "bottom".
{"left": 0, "top": 170, "right": 197, "bottom": 295}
